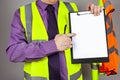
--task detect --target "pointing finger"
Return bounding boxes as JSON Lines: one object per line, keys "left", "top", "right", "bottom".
{"left": 66, "top": 33, "right": 76, "bottom": 37}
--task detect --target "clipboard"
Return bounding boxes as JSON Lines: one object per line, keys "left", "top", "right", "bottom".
{"left": 69, "top": 10, "right": 109, "bottom": 63}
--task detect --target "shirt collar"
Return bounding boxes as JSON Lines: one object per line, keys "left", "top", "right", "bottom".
{"left": 36, "top": 0, "right": 59, "bottom": 11}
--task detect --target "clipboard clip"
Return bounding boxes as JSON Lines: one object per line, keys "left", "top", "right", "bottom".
{"left": 77, "top": 12, "right": 93, "bottom": 16}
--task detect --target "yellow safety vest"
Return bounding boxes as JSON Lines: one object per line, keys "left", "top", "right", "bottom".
{"left": 20, "top": 1, "right": 83, "bottom": 80}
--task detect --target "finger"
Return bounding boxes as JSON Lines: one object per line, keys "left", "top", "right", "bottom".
{"left": 90, "top": 4, "right": 94, "bottom": 13}
{"left": 64, "top": 39, "right": 71, "bottom": 44}
{"left": 96, "top": 6, "right": 104, "bottom": 16}
{"left": 66, "top": 33, "right": 76, "bottom": 37}
{"left": 67, "top": 41, "right": 73, "bottom": 48}
{"left": 65, "top": 44, "right": 72, "bottom": 49}
{"left": 64, "top": 39, "right": 72, "bottom": 45}
{"left": 67, "top": 38, "right": 72, "bottom": 42}
{"left": 64, "top": 43, "right": 71, "bottom": 49}
{"left": 93, "top": 6, "right": 98, "bottom": 16}
{"left": 97, "top": 6, "right": 101, "bottom": 15}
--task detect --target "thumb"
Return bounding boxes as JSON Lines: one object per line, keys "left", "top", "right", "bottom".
{"left": 66, "top": 33, "right": 76, "bottom": 37}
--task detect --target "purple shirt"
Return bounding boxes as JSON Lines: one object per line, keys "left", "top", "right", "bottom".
{"left": 6, "top": 0, "right": 68, "bottom": 80}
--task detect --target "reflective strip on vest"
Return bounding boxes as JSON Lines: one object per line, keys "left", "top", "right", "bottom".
{"left": 108, "top": 46, "right": 119, "bottom": 55}
{"left": 24, "top": 72, "right": 47, "bottom": 80}
{"left": 91, "top": 64, "right": 98, "bottom": 70}
{"left": 25, "top": 70, "right": 83, "bottom": 80}
{"left": 105, "top": 15, "right": 113, "bottom": 35}
{"left": 25, "top": 3, "right": 32, "bottom": 43}
{"left": 70, "top": 69, "right": 82, "bottom": 80}
{"left": 32, "top": 40, "right": 47, "bottom": 43}
{"left": 104, "top": 0, "right": 111, "bottom": 9}
{"left": 64, "top": 2, "right": 74, "bottom": 12}
{"left": 24, "top": 69, "right": 82, "bottom": 80}
{"left": 115, "top": 48, "right": 119, "bottom": 55}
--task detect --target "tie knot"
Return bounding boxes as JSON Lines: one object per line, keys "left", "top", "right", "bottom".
{"left": 46, "top": 5, "right": 55, "bottom": 12}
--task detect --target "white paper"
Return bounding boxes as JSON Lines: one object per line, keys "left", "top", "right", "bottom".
{"left": 70, "top": 11, "right": 108, "bottom": 59}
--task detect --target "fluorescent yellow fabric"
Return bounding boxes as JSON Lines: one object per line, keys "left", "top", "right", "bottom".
{"left": 20, "top": 1, "right": 49, "bottom": 79}
{"left": 98, "top": 0, "right": 104, "bottom": 7}
{"left": 32, "top": 2, "right": 48, "bottom": 40}
{"left": 91, "top": 63, "right": 99, "bottom": 80}
{"left": 20, "top": 6, "right": 27, "bottom": 39}
{"left": 20, "top": 1, "right": 82, "bottom": 80}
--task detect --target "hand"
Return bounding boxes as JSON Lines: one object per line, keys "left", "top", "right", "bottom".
{"left": 87, "top": 3, "right": 104, "bottom": 16}
{"left": 54, "top": 33, "right": 76, "bottom": 51}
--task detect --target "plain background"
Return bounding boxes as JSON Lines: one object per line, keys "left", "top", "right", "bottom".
{"left": 0, "top": 0, "right": 120, "bottom": 80}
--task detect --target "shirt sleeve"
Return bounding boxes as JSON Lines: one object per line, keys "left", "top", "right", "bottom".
{"left": 6, "top": 9, "right": 58, "bottom": 62}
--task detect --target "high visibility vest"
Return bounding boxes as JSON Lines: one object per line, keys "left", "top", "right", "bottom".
{"left": 20, "top": 1, "right": 83, "bottom": 80}
{"left": 91, "top": 0, "right": 119, "bottom": 80}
